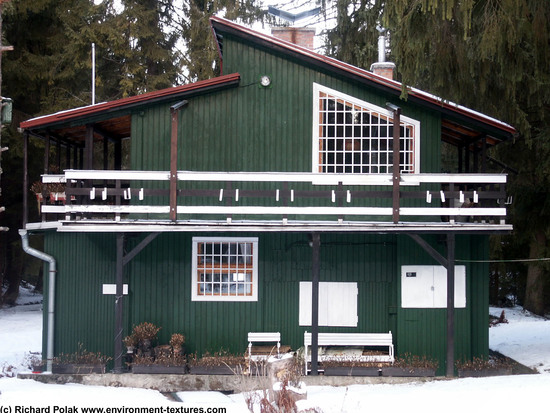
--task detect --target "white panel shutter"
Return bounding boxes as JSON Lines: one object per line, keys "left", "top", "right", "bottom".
{"left": 299, "top": 282, "right": 358, "bottom": 327}
{"left": 433, "top": 265, "right": 466, "bottom": 308}
{"left": 401, "top": 266, "right": 434, "bottom": 308}
{"left": 401, "top": 265, "right": 466, "bottom": 308}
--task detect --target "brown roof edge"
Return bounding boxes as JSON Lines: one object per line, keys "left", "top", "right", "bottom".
{"left": 20, "top": 73, "right": 241, "bottom": 130}
{"left": 210, "top": 16, "right": 516, "bottom": 139}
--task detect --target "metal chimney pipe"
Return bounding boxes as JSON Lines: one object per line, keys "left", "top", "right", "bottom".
{"left": 378, "top": 35, "right": 386, "bottom": 63}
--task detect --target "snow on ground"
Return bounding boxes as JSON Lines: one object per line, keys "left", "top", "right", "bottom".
{"left": 489, "top": 306, "right": 550, "bottom": 373}
{"left": 1, "top": 287, "right": 549, "bottom": 412}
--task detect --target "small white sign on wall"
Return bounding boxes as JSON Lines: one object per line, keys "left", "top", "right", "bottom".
{"left": 102, "top": 284, "right": 128, "bottom": 295}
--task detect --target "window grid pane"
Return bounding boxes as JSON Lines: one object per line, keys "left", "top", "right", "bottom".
{"left": 318, "top": 92, "right": 416, "bottom": 174}
{"left": 197, "top": 241, "right": 254, "bottom": 297}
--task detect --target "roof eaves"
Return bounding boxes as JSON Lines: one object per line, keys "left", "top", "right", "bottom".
{"left": 20, "top": 73, "right": 241, "bottom": 131}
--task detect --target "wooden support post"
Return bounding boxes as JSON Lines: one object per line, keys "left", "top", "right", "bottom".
{"left": 85, "top": 125, "right": 94, "bottom": 170}
{"left": 310, "top": 232, "right": 320, "bottom": 375}
{"left": 56, "top": 139, "right": 61, "bottom": 171}
{"left": 481, "top": 136, "right": 487, "bottom": 173}
{"left": 113, "top": 233, "right": 125, "bottom": 373}
{"left": 73, "top": 145, "right": 78, "bottom": 170}
{"left": 169, "top": 100, "right": 188, "bottom": 221}
{"left": 465, "top": 144, "right": 470, "bottom": 173}
{"left": 388, "top": 104, "right": 401, "bottom": 224}
{"left": 113, "top": 232, "right": 158, "bottom": 372}
{"left": 65, "top": 144, "right": 71, "bottom": 171}
{"left": 446, "top": 233, "right": 456, "bottom": 377}
{"left": 44, "top": 133, "right": 50, "bottom": 173}
{"left": 114, "top": 139, "right": 122, "bottom": 171}
{"left": 103, "top": 136, "right": 109, "bottom": 170}
{"left": 23, "top": 132, "right": 29, "bottom": 228}
{"left": 408, "top": 233, "right": 456, "bottom": 376}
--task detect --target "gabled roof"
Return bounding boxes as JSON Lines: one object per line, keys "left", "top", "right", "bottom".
{"left": 21, "top": 17, "right": 516, "bottom": 148}
{"left": 20, "top": 73, "right": 241, "bottom": 142}
{"left": 210, "top": 16, "right": 516, "bottom": 145}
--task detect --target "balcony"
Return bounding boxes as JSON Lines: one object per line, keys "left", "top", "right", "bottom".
{"left": 28, "top": 170, "right": 511, "bottom": 234}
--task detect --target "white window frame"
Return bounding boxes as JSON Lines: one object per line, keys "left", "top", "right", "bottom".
{"left": 191, "top": 237, "right": 259, "bottom": 302}
{"left": 312, "top": 83, "right": 421, "bottom": 174}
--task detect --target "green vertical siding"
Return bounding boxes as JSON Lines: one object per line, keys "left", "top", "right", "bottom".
{"left": 44, "top": 231, "right": 397, "bottom": 361}
{"left": 44, "top": 232, "right": 117, "bottom": 357}
{"left": 131, "top": 37, "right": 441, "bottom": 176}
{"left": 396, "top": 235, "right": 490, "bottom": 375}
{"left": 43, "top": 230, "right": 489, "bottom": 375}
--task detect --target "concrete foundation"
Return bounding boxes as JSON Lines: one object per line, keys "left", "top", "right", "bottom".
{"left": 18, "top": 373, "right": 441, "bottom": 393}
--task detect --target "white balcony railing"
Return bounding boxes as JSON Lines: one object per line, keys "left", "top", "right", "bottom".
{"left": 34, "top": 170, "right": 510, "bottom": 231}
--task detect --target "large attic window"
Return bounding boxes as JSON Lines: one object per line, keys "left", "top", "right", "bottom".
{"left": 312, "top": 83, "right": 420, "bottom": 174}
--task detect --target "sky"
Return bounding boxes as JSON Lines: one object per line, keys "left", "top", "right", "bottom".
{"left": 1, "top": 285, "right": 550, "bottom": 412}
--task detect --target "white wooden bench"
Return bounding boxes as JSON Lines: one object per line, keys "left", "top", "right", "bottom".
{"left": 303, "top": 331, "right": 394, "bottom": 374}
{"left": 247, "top": 332, "right": 281, "bottom": 361}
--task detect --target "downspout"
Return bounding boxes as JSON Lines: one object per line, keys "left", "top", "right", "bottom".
{"left": 19, "top": 229, "right": 56, "bottom": 373}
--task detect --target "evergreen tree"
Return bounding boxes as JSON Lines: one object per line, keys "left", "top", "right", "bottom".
{"left": 178, "top": 0, "right": 266, "bottom": 82}
{"left": 324, "top": 0, "right": 384, "bottom": 71}
{"left": 115, "top": 0, "right": 181, "bottom": 95}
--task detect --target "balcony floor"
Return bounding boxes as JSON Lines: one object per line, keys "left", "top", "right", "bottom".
{"left": 26, "top": 219, "right": 513, "bottom": 234}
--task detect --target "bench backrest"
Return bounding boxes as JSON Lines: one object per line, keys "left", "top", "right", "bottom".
{"left": 304, "top": 332, "right": 392, "bottom": 347}
{"left": 248, "top": 332, "right": 281, "bottom": 343}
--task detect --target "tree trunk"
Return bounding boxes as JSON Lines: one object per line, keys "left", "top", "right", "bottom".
{"left": 523, "top": 230, "right": 547, "bottom": 316}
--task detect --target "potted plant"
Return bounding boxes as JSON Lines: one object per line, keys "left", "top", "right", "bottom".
{"left": 456, "top": 356, "right": 513, "bottom": 377}
{"left": 382, "top": 354, "right": 438, "bottom": 377}
{"left": 52, "top": 343, "right": 111, "bottom": 374}
{"left": 30, "top": 180, "right": 66, "bottom": 208}
{"left": 131, "top": 322, "right": 161, "bottom": 358}
{"left": 169, "top": 333, "right": 185, "bottom": 356}
{"left": 131, "top": 353, "right": 187, "bottom": 374}
{"left": 130, "top": 331, "right": 187, "bottom": 374}
{"left": 187, "top": 350, "right": 247, "bottom": 375}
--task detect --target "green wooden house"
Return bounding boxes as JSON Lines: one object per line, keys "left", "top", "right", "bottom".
{"left": 19, "top": 17, "right": 515, "bottom": 376}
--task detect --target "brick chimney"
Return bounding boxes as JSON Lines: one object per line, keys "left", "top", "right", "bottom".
{"left": 271, "top": 27, "right": 316, "bottom": 50}
{"left": 370, "top": 33, "right": 395, "bottom": 80}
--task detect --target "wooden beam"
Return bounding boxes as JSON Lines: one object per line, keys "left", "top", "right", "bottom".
{"left": 408, "top": 234, "right": 448, "bottom": 268}
{"left": 61, "top": 169, "right": 507, "bottom": 185}
{"left": 122, "top": 233, "right": 159, "bottom": 266}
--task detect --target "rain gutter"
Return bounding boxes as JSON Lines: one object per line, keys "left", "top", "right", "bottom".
{"left": 19, "top": 229, "right": 56, "bottom": 373}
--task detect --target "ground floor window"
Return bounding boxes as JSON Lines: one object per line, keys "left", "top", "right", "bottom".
{"left": 191, "top": 237, "right": 259, "bottom": 301}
